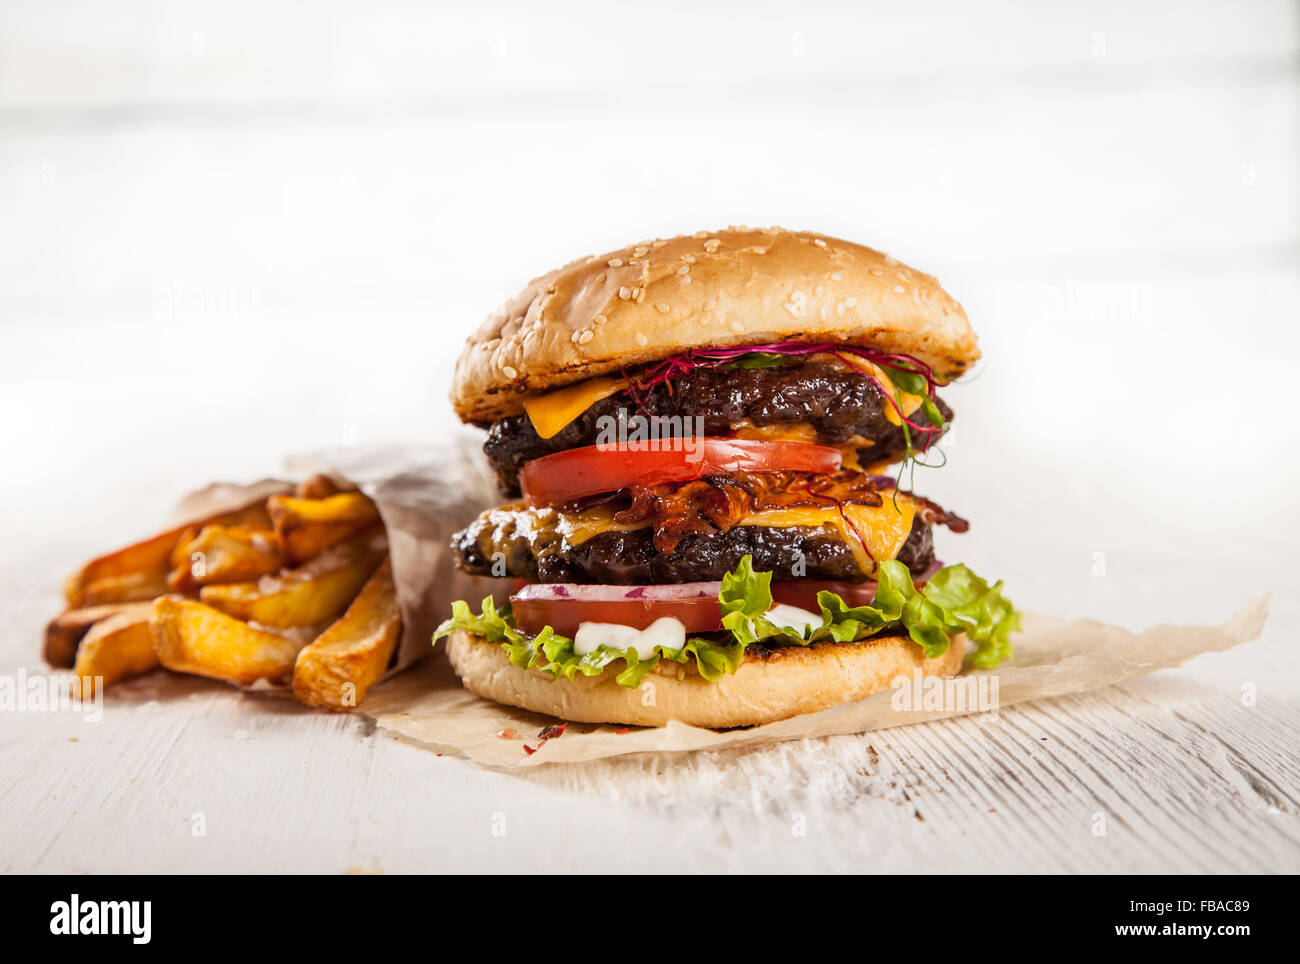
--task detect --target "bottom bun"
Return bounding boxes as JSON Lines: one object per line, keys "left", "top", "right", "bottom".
{"left": 445, "top": 629, "right": 966, "bottom": 728}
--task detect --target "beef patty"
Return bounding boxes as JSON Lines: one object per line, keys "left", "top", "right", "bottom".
{"left": 482, "top": 358, "right": 952, "bottom": 495}
{"left": 452, "top": 512, "right": 936, "bottom": 585}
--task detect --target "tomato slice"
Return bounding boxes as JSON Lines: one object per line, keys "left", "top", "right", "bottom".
{"left": 770, "top": 579, "right": 879, "bottom": 614}
{"left": 512, "top": 582, "right": 724, "bottom": 637}
{"left": 520, "top": 438, "right": 842, "bottom": 507}
{"left": 511, "top": 575, "right": 927, "bottom": 637}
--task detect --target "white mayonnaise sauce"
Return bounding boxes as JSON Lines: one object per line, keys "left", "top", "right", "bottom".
{"left": 573, "top": 617, "right": 687, "bottom": 659}
{"left": 762, "top": 603, "right": 823, "bottom": 633}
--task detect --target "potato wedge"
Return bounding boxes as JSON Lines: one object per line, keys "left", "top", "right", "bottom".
{"left": 268, "top": 492, "right": 380, "bottom": 564}
{"left": 72, "top": 609, "right": 158, "bottom": 697}
{"left": 45, "top": 602, "right": 154, "bottom": 668}
{"left": 281, "top": 521, "right": 368, "bottom": 564}
{"left": 294, "top": 473, "right": 356, "bottom": 500}
{"left": 65, "top": 500, "right": 274, "bottom": 608}
{"left": 167, "top": 525, "right": 283, "bottom": 594}
{"left": 199, "top": 529, "right": 387, "bottom": 629}
{"left": 150, "top": 596, "right": 307, "bottom": 685}
{"left": 168, "top": 525, "right": 201, "bottom": 573}
{"left": 293, "top": 557, "right": 400, "bottom": 710}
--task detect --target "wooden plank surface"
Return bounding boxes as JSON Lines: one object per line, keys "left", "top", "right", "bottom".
{"left": 1, "top": 0, "right": 1297, "bottom": 872}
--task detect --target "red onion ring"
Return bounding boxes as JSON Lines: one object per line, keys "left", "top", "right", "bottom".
{"left": 512, "top": 581, "right": 722, "bottom": 603}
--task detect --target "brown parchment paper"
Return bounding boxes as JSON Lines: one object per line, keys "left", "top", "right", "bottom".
{"left": 361, "top": 601, "right": 1269, "bottom": 767}
{"left": 165, "top": 443, "right": 1268, "bottom": 766}
{"left": 283, "top": 441, "right": 510, "bottom": 677}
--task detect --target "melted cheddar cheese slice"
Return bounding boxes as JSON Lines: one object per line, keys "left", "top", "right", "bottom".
{"left": 522, "top": 376, "right": 628, "bottom": 439}
{"left": 739, "top": 499, "right": 916, "bottom": 575}
{"left": 541, "top": 495, "right": 915, "bottom": 576}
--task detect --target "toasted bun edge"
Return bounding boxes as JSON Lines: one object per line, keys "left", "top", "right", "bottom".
{"left": 445, "top": 628, "right": 967, "bottom": 728}
{"left": 452, "top": 227, "right": 979, "bottom": 424}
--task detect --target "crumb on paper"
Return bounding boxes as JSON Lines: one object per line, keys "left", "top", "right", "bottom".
{"left": 497, "top": 728, "right": 518, "bottom": 740}
{"left": 523, "top": 722, "right": 567, "bottom": 755}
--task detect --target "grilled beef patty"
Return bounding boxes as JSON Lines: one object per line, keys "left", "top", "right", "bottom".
{"left": 452, "top": 512, "right": 936, "bottom": 585}
{"left": 482, "top": 358, "right": 952, "bottom": 495}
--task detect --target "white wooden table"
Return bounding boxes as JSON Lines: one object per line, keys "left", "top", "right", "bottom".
{"left": 2, "top": 0, "right": 1297, "bottom": 873}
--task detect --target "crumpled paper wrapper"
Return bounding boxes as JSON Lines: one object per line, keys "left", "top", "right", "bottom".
{"left": 167, "top": 437, "right": 508, "bottom": 684}
{"left": 168, "top": 442, "right": 1268, "bottom": 766}
{"left": 283, "top": 441, "right": 509, "bottom": 676}
{"left": 358, "top": 600, "right": 1269, "bottom": 767}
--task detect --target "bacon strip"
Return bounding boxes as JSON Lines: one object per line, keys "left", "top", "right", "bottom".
{"left": 581, "top": 471, "right": 921, "bottom": 554}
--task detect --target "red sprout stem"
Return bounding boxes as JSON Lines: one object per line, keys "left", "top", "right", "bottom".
{"left": 621, "top": 341, "right": 946, "bottom": 453}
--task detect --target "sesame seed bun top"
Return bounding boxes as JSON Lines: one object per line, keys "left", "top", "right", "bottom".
{"left": 451, "top": 226, "right": 980, "bottom": 425}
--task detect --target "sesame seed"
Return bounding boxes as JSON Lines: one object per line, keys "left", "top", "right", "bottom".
{"left": 608, "top": 258, "right": 623, "bottom": 267}
{"left": 655, "top": 302, "right": 670, "bottom": 313}
{"left": 813, "top": 238, "right": 827, "bottom": 248}
{"left": 578, "top": 330, "right": 594, "bottom": 345}
{"left": 870, "top": 268, "right": 885, "bottom": 277}
{"left": 652, "top": 240, "right": 666, "bottom": 248}
{"left": 830, "top": 272, "right": 844, "bottom": 281}
{"left": 502, "top": 365, "right": 518, "bottom": 379}
{"left": 635, "top": 332, "right": 649, "bottom": 346}
{"left": 680, "top": 275, "right": 692, "bottom": 284}
{"left": 676, "top": 265, "right": 690, "bottom": 275}
{"left": 814, "top": 284, "right": 825, "bottom": 297}
{"left": 836, "top": 303, "right": 846, "bottom": 317}
{"left": 819, "top": 306, "right": 829, "bottom": 321}
{"left": 618, "top": 286, "right": 632, "bottom": 300}
{"left": 893, "top": 285, "right": 906, "bottom": 294}
{"left": 632, "top": 246, "right": 648, "bottom": 257}
{"left": 730, "top": 321, "right": 745, "bottom": 333}
{"left": 693, "top": 230, "right": 708, "bottom": 239}
{"left": 593, "top": 313, "right": 607, "bottom": 325}
{"left": 682, "top": 255, "right": 696, "bottom": 264}
{"left": 635, "top": 288, "right": 646, "bottom": 303}
{"left": 845, "top": 296, "right": 859, "bottom": 307}
{"left": 703, "top": 239, "right": 720, "bottom": 252}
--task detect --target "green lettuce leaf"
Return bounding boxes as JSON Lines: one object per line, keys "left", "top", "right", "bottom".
{"left": 432, "top": 556, "right": 1020, "bottom": 687}
{"left": 722, "top": 352, "right": 791, "bottom": 370}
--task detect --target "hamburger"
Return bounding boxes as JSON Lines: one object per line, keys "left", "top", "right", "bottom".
{"left": 435, "top": 227, "right": 1019, "bottom": 727}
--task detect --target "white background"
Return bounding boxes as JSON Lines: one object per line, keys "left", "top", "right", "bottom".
{"left": 2, "top": 1, "right": 1297, "bottom": 873}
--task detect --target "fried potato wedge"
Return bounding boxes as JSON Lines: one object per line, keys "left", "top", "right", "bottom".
{"left": 167, "top": 525, "right": 284, "bottom": 594}
{"left": 198, "top": 529, "right": 387, "bottom": 629}
{"left": 65, "top": 500, "right": 274, "bottom": 608}
{"left": 45, "top": 602, "right": 154, "bottom": 668}
{"left": 150, "top": 596, "right": 307, "bottom": 685}
{"left": 268, "top": 492, "right": 380, "bottom": 564}
{"left": 294, "top": 473, "right": 356, "bottom": 500}
{"left": 293, "top": 557, "right": 400, "bottom": 710}
{"left": 72, "top": 609, "right": 158, "bottom": 697}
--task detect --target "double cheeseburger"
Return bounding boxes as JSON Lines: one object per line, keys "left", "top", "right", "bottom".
{"left": 435, "top": 227, "right": 1018, "bottom": 727}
